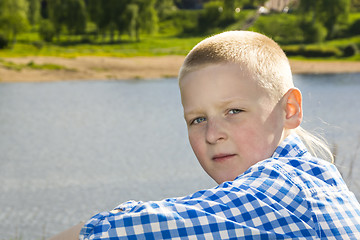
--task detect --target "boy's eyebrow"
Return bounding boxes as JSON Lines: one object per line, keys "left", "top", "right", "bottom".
{"left": 183, "top": 97, "right": 249, "bottom": 117}
{"left": 219, "top": 97, "right": 247, "bottom": 105}
{"left": 183, "top": 109, "right": 201, "bottom": 118}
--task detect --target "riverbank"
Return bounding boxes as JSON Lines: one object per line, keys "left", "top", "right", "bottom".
{"left": 0, "top": 56, "right": 360, "bottom": 83}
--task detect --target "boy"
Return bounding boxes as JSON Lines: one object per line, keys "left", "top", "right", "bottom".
{"left": 53, "top": 31, "right": 360, "bottom": 239}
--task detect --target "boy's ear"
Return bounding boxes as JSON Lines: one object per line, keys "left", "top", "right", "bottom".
{"left": 283, "top": 88, "right": 303, "bottom": 129}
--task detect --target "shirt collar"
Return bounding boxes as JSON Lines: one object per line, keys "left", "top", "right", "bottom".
{"left": 272, "top": 133, "right": 309, "bottom": 158}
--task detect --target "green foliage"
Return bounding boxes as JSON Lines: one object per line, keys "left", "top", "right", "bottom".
{"left": 282, "top": 45, "right": 342, "bottom": 58}
{"left": 87, "top": 0, "right": 105, "bottom": 36}
{"left": 300, "top": 20, "right": 328, "bottom": 43}
{"left": 0, "top": 59, "right": 71, "bottom": 71}
{"left": 0, "top": 33, "right": 10, "bottom": 49}
{"left": 135, "top": 0, "right": 159, "bottom": 35}
{"left": 125, "top": 4, "right": 139, "bottom": 40}
{"left": 97, "top": 0, "right": 129, "bottom": 41}
{"left": 86, "top": 0, "right": 158, "bottom": 41}
{"left": 348, "top": 19, "right": 360, "bottom": 36}
{"left": 27, "top": 0, "right": 40, "bottom": 26}
{"left": 0, "top": 0, "right": 30, "bottom": 45}
{"left": 39, "top": 19, "right": 55, "bottom": 42}
{"left": 1, "top": 30, "right": 359, "bottom": 60}
{"left": 0, "top": 35, "right": 203, "bottom": 57}
{"left": 0, "top": 0, "right": 358, "bottom": 61}
{"left": 156, "top": 0, "right": 176, "bottom": 20}
{"left": 31, "top": 40, "right": 44, "bottom": 49}
{"left": 66, "top": 0, "right": 87, "bottom": 35}
{"left": 26, "top": 61, "right": 70, "bottom": 70}
{"left": 242, "top": 0, "right": 266, "bottom": 9}
{"left": 223, "top": 9, "right": 256, "bottom": 31}
{"left": 297, "top": 0, "right": 351, "bottom": 39}
{"left": 159, "top": 10, "right": 199, "bottom": 35}
{"left": 352, "top": 0, "right": 360, "bottom": 11}
{"left": 250, "top": 14, "right": 304, "bottom": 44}
{"left": 324, "top": 35, "right": 360, "bottom": 51}
{"left": 198, "top": 1, "right": 223, "bottom": 33}
{"left": 47, "top": 0, "right": 65, "bottom": 38}
{"left": 47, "top": 0, "right": 87, "bottom": 38}
{"left": 223, "top": 0, "right": 235, "bottom": 22}
{"left": 342, "top": 43, "right": 359, "bottom": 57}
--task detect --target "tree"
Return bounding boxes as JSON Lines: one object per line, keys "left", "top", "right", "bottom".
{"left": 298, "top": 0, "right": 351, "bottom": 39}
{"left": 84, "top": 0, "right": 159, "bottom": 42}
{"left": 65, "top": 0, "right": 87, "bottom": 35}
{"left": 319, "top": 0, "right": 350, "bottom": 38}
{"left": 0, "top": 0, "right": 30, "bottom": 45}
{"left": 47, "top": 0, "right": 87, "bottom": 39}
{"left": 28, "top": 0, "right": 41, "bottom": 26}
{"left": 87, "top": 0, "right": 105, "bottom": 38}
{"left": 242, "top": 0, "right": 267, "bottom": 8}
{"left": 223, "top": 0, "right": 235, "bottom": 22}
{"left": 112, "top": 0, "right": 131, "bottom": 41}
{"left": 47, "top": 0, "right": 65, "bottom": 39}
{"left": 131, "top": 0, "right": 159, "bottom": 40}
{"left": 39, "top": 19, "right": 55, "bottom": 42}
{"left": 156, "top": 0, "right": 176, "bottom": 20}
{"left": 137, "top": 0, "right": 159, "bottom": 34}
{"left": 87, "top": 0, "right": 129, "bottom": 42}
{"left": 125, "top": 4, "right": 139, "bottom": 40}
{"left": 352, "top": 0, "right": 360, "bottom": 10}
{"left": 198, "top": 1, "right": 223, "bottom": 33}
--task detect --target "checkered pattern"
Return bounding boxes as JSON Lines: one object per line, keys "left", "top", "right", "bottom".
{"left": 80, "top": 134, "right": 360, "bottom": 239}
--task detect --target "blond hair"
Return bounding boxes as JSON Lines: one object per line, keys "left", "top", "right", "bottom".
{"left": 179, "top": 31, "right": 293, "bottom": 101}
{"left": 179, "top": 30, "right": 334, "bottom": 162}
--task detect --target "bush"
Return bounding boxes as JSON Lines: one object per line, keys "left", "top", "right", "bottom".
{"left": 348, "top": 19, "right": 360, "bottom": 36}
{"left": 0, "top": 34, "right": 9, "bottom": 49}
{"left": 282, "top": 45, "right": 342, "bottom": 58}
{"left": 250, "top": 14, "right": 304, "bottom": 44}
{"left": 162, "top": 10, "right": 200, "bottom": 35}
{"left": 342, "top": 44, "right": 359, "bottom": 57}
{"left": 281, "top": 45, "right": 302, "bottom": 57}
{"left": 32, "top": 41, "right": 44, "bottom": 49}
{"left": 198, "top": 1, "right": 223, "bottom": 33}
{"left": 39, "top": 19, "right": 56, "bottom": 42}
{"left": 300, "top": 21, "right": 327, "bottom": 43}
{"left": 303, "top": 46, "right": 341, "bottom": 57}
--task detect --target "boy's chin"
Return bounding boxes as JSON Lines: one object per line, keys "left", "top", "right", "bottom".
{"left": 213, "top": 174, "right": 238, "bottom": 185}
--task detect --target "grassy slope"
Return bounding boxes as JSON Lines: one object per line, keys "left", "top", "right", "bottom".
{"left": 0, "top": 12, "right": 359, "bottom": 60}
{"left": 0, "top": 34, "right": 203, "bottom": 58}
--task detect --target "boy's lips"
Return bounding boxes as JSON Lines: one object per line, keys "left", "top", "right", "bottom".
{"left": 212, "top": 153, "right": 237, "bottom": 162}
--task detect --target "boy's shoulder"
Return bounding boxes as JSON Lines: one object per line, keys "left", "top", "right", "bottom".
{"left": 238, "top": 154, "right": 347, "bottom": 197}
{"left": 241, "top": 133, "right": 345, "bottom": 192}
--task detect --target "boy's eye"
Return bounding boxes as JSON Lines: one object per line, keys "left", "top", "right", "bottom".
{"left": 191, "top": 117, "right": 206, "bottom": 125}
{"left": 228, "top": 109, "right": 243, "bottom": 114}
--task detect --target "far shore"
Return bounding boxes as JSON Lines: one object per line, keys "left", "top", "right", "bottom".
{"left": 0, "top": 56, "right": 359, "bottom": 83}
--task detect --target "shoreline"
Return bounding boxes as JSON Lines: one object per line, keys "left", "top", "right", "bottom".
{"left": 0, "top": 56, "right": 359, "bottom": 83}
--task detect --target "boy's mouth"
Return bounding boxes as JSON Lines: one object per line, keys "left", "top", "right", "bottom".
{"left": 212, "top": 154, "right": 237, "bottom": 162}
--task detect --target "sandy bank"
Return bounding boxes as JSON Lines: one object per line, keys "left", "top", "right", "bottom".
{"left": 0, "top": 56, "right": 359, "bottom": 83}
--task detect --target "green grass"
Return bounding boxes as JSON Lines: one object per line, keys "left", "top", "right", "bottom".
{"left": 280, "top": 35, "right": 360, "bottom": 61}
{"left": 1, "top": 14, "right": 360, "bottom": 61}
{"left": 349, "top": 12, "right": 360, "bottom": 23}
{"left": 1, "top": 34, "right": 204, "bottom": 58}
{"left": 0, "top": 58, "right": 74, "bottom": 71}
{"left": 325, "top": 35, "right": 360, "bottom": 47}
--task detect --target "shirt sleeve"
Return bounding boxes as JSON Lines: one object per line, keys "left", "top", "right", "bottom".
{"left": 80, "top": 134, "right": 360, "bottom": 239}
{"left": 79, "top": 170, "right": 318, "bottom": 239}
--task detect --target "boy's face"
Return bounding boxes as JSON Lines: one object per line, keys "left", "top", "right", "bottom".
{"left": 180, "top": 63, "right": 286, "bottom": 184}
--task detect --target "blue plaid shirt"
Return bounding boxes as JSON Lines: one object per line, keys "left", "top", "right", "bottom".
{"left": 80, "top": 134, "right": 360, "bottom": 239}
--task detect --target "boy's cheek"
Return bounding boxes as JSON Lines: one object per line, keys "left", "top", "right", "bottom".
{"left": 189, "top": 136, "right": 200, "bottom": 151}
{"left": 189, "top": 135, "right": 204, "bottom": 155}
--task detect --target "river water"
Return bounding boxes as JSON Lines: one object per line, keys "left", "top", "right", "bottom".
{"left": 0, "top": 73, "right": 359, "bottom": 239}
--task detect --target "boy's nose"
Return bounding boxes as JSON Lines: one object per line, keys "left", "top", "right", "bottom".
{"left": 205, "top": 119, "right": 227, "bottom": 144}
